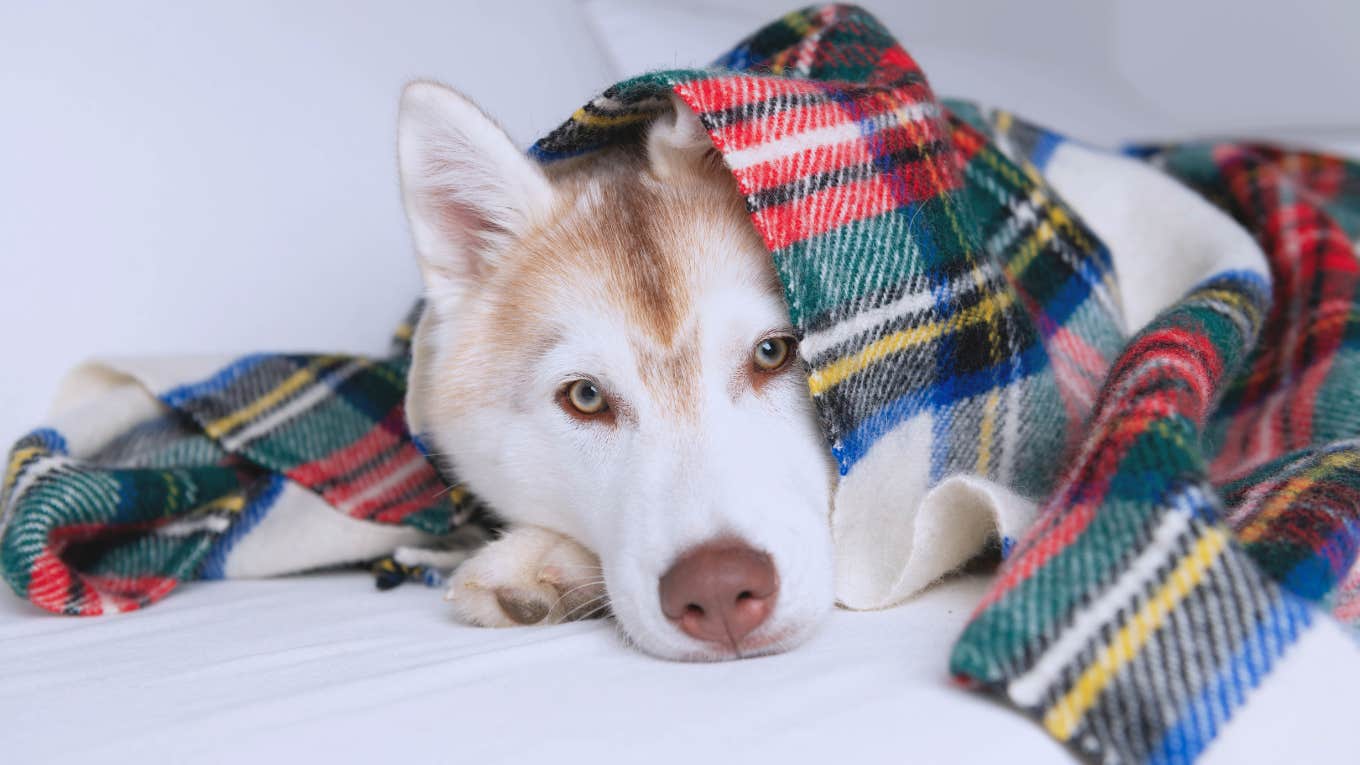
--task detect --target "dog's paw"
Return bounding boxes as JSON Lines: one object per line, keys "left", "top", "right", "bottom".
{"left": 445, "top": 525, "right": 607, "bottom": 627}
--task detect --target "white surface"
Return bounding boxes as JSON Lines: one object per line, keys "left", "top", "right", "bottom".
{"left": 1201, "top": 616, "right": 1360, "bottom": 765}
{"left": 0, "top": 572, "right": 1071, "bottom": 764}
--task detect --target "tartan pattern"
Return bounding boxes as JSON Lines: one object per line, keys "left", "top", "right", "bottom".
{"left": 1, "top": 425, "right": 256, "bottom": 614}
{"left": 1221, "top": 441, "right": 1360, "bottom": 621}
{"left": 946, "top": 106, "right": 1126, "bottom": 481}
{"left": 950, "top": 115, "right": 1360, "bottom": 762}
{"left": 1172, "top": 143, "right": 1360, "bottom": 629}
{"left": 0, "top": 321, "right": 488, "bottom": 615}
{"left": 162, "top": 353, "right": 452, "bottom": 528}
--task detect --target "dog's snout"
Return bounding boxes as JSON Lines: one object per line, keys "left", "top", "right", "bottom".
{"left": 658, "top": 542, "right": 778, "bottom": 651}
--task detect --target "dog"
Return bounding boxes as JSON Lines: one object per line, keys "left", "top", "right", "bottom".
{"left": 396, "top": 82, "right": 837, "bottom": 661}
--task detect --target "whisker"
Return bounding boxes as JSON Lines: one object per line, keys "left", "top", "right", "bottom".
{"left": 545, "top": 578, "right": 606, "bottom": 612}
{"left": 562, "top": 593, "right": 611, "bottom": 622}
{"left": 559, "top": 597, "right": 601, "bottom": 622}
{"left": 429, "top": 483, "right": 461, "bottom": 499}
{"left": 572, "top": 599, "right": 613, "bottom": 622}
{"left": 550, "top": 579, "right": 605, "bottom": 604}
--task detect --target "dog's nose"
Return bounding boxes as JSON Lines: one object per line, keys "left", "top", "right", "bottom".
{"left": 658, "top": 542, "right": 778, "bottom": 650}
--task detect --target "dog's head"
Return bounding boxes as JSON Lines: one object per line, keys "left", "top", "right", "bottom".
{"left": 396, "top": 83, "right": 835, "bottom": 660}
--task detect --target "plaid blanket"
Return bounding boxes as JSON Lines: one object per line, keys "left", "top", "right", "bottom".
{"left": 4, "top": 4, "right": 1359, "bottom": 761}
{"left": 0, "top": 311, "right": 495, "bottom": 612}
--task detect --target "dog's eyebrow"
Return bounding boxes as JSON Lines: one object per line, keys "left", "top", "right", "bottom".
{"left": 506, "top": 329, "right": 568, "bottom": 416}
{"left": 526, "top": 330, "right": 565, "bottom": 362}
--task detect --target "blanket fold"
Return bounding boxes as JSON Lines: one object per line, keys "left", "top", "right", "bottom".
{"left": 5, "top": 5, "right": 1359, "bottom": 762}
{"left": 1, "top": 320, "right": 492, "bottom": 614}
{"left": 947, "top": 121, "right": 1360, "bottom": 760}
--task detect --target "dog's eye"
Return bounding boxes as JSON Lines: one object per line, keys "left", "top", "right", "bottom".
{"left": 753, "top": 336, "right": 794, "bottom": 372}
{"left": 563, "top": 379, "right": 609, "bottom": 416}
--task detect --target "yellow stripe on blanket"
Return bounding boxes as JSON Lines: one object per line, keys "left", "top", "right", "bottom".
{"left": 205, "top": 356, "right": 340, "bottom": 439}
{"left": 808, "top": 290, "right": 1015, "bottom": 395}
{"left": 3, "top": 446, "right": 45, "bottom": 496}
{"left": 569, "top": 107, "right": 652, "bottom": 128}
{"left": 1042, "top": 527, "right": 1229, "bottom": 741}
{"left": 200, "top": 492, "right": 248, "bottom": 515}
{"left": 976, "top": 389, "right": 1000, "bottom": 475}
{"left": 1239, "top": 449, "right": 1360, "bottom": 544}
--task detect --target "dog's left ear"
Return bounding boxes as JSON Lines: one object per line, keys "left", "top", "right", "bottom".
{"left": 397, "top": 81, "right": 555, "bottom": 308}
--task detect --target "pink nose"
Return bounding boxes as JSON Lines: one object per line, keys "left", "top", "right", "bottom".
{"left": 658, "top": 541, "right": 778, "bottom": 651}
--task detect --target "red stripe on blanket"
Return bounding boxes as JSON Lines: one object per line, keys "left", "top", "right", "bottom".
{"left": 369, "top": 477, "right": 450, "bottom": 524}
{"left": 701, "top": 92, "right": 942, "bottom": 159}
{"left": 677, "top": 76, "right": 825, "bottom": 121}
{"left": 1209, "top": 180, "right": 1360, "bottom": 480}
{"left": 82, "top": 573, "right": 178, "bottom": 611}
{"left": 286, "top": 408, "right": 406, "bottom": 488}
{"left": 733, "top": 121, "right": 951, "bottom": 194}
{"left": 971, "top": 327, "right": 1223, "bottom": 613}
{"left": 346, "top": 458, "right": 439, "bottom": 520}
{"left": 749, "top": 175, "right": 901, "bottom": 251}
{"left": 28, "top": 549, "right": 88, "bottom": 615}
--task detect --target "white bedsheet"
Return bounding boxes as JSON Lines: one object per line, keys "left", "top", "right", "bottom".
{"left": 1, "top": 572, "right": 1070, "bottom": 764}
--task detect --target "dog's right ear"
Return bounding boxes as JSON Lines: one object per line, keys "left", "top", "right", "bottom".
{"left": 646, "top": 95, "right": 720, "bottom": 180}
{"left": 398, "top": 82, "right": 555, "bottom": 307}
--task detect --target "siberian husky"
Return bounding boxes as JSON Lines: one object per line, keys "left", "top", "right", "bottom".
{"left": 397, "top": 82, "right": 836, "bottom": 661}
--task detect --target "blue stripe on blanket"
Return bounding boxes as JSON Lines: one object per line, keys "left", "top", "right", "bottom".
{"left": 834, "top": 343, "right": 1051, "bottom": 473}
{"left": 198, "top": 473, "right": 286, "bottom": 580}
{"left": 1027, "top": 129, "right": 1063, "bottom": 172}
{"left": 1147, "top": 593, "right": 1311, "bottom": 765}
{"left": 160, "top": 354, "right": 271, "bottom": 409}
{"left": 27, "top": 428, "right": 69, "bottom": 456}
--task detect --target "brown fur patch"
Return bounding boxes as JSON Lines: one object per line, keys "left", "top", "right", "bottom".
{"left": 427, "top": 137, "right": 773, "bottom": 424}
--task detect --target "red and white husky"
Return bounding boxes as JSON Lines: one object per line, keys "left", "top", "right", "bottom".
{"left": 397, "top": 82, "right": 836, "bottom": 661}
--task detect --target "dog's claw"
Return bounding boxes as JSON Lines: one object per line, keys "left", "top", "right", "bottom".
{"left": 495, "top": 590, "right": 550, "bottom": 625}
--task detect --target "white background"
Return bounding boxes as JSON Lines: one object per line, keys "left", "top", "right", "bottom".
{"left": 3, "top": 0, "right": 1360, "bottom": 447}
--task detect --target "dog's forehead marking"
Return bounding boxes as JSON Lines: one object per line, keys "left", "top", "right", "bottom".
{"left": 594, "top": 171, "right": 704, "bottom": 420}
{"left": 603, "top": 174, "right": 691, "bottom": 344}
{"left": 539, "top": 170, "right": 719, "bottom": 419}
{"left": 480, "top": 151, "right": 775, "bottom": 422}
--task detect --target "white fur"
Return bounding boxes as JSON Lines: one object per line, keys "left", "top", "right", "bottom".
{"left": 397, "top": 81, "right": 556, "bottom": 308}
{"left": 445, "top": 525, "right": 607, "bottom": 626}
{"left": 397, "top": 85, "right": 837, "bottom": 660}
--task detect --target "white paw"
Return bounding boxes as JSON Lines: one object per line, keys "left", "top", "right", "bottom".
{"left": 445, "top": 525, "right": 607, "bottom": 627}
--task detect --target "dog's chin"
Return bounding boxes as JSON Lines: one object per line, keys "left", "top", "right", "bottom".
{"left": 664, "top": 623, "right": 821, "bottom": 662}
{"left": 617, "top": 616, "right": 825, "bottom": 662}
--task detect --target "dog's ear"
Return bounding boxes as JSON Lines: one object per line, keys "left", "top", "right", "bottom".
{"left": 647, "top": 95, "right": 721, "bottom": 179}
{"left": 398, "top": 82, "right": 555, "bottom": 307}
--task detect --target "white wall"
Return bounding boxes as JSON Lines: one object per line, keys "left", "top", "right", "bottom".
{"left": 0, "top": 1, "right": 614, "bottom": 447}
{"left": 3, "top": 0, "right": 1358, "bottom": 449}
{"left": 590, "top": 0, "right": 1360, "bottom": 145}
